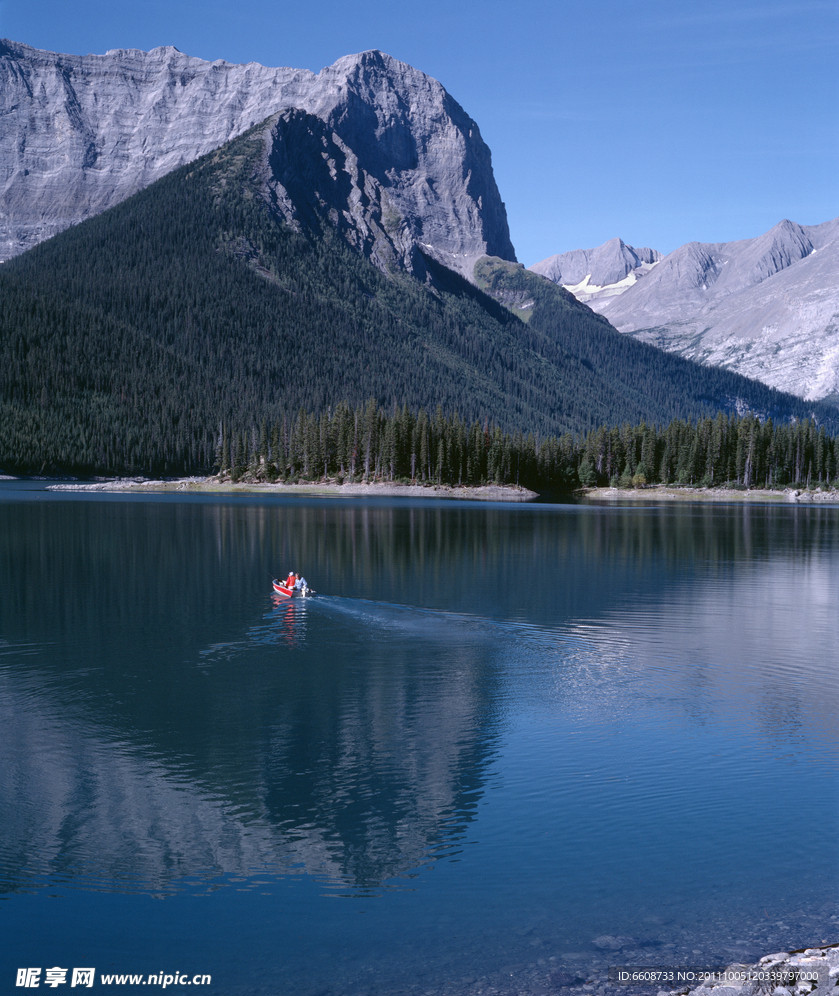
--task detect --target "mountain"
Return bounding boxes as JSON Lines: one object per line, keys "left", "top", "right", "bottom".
{"left": 2, "top": 116, "right": 832, "bottom": 478}
{"left": 535, "top": 219, "right": 839, "bottom": 403}
{"left": 530, "top": 239, "right": 661, "bottom": 304}
{"left": 1, "top": 40, "right": 835, "bottom": 478}
{"left": 0, "top": 40, "right": 514, "bottom": 276}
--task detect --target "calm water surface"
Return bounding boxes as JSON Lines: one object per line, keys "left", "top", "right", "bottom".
{"left": 1, "top": 485, "right": 837, "bottom": 994}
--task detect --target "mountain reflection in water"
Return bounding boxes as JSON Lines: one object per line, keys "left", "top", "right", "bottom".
{"left": 0, "top": 489, "right": 837, "bottom": 993}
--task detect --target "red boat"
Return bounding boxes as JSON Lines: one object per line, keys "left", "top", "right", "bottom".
{"left": 272, "top": 578, "right": 316, "bottom": 598}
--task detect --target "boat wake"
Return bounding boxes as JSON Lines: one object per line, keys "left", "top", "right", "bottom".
{"left": 310, "top": 595, "right": 547, "bottom": 646}
{"left": 201, "top": 591, "right": 574, "bottom": 665}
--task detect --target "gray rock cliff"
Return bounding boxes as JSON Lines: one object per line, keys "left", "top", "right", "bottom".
{"left": 530, "top": 239, "right": 661, "bottom": 287}
{"left": 534, "top": 218, "right": 839, "bottom": 402}
{"left": 0, "top": 40, "right": 515, "bottom": 276}
{"left": 530, "top": 238, "right": 661, "bottom": 301}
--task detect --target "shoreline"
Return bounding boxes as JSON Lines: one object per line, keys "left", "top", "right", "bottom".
{"left": 581, "top": 484, "right": 839, "bottom": 504}
{"left": 38, "top": 476, "right": 839, "bottom": 504}
{"left": 496, "top": 942, "right": 839, "bottom": 996}
{"left": 44, "top": 476, "right": 539, "bottom": 502}
{"left": 548, "top": 944, "right": 839, "bottom": 996}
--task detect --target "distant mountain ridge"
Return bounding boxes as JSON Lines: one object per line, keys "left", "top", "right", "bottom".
{"left": 0, "top": 40, "right": 515, "bottom": 275}
{"left": 530, "top": 239, "right": 661, "bottom": 302}
{"left": 533, "top": 218, "right": 839, "bottom": 402}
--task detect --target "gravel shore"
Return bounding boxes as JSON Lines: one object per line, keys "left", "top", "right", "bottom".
{"left": 45, "top": 477, "right": 539, "bottom": 501}
{"left": 581, "top": 485, "right": 839, "bottom": 504}
{"left": 451, "top": 941, "right": 839, "bottom": 996}
{"left": 43, "top": 479, "right": 839, "bottom": 504}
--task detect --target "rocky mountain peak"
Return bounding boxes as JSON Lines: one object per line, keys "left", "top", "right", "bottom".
{"left": 620, "top": 218, "right": 819, "bottom": 305}
{"left": 530, "top": 238, "right": 661, "bottom": 301}
{"left": 555, "top": 216, "right": 839, "bottom": 402}
{"left": 741, "top": 218, "right": 814, "bottom": 288}
{"left": 291, "top": 48, "right": 516, "bottom": 274}
{"left": 0, "top": 40, "right": 515, "bottom": 276}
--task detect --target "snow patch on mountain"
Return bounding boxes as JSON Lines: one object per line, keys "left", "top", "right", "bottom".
{"left": 530, "top": 238, "right": 661, "bottom": 303}
{"left": 533, "top": 218, "right": 839, "bottom": 402}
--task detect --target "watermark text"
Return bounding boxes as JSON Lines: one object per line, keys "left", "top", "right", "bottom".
{"left": 16, "top": 967, "right": 211, "bottom": 989}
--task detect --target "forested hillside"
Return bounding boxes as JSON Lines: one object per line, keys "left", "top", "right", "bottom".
{"left": 473, "top": 257, "right": 834, "bottom": 427}
{"left": 0, "top": 120, "right": 834, "bottom": 477}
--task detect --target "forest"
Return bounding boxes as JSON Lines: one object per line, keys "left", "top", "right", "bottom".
{"left": 219, "top": 401, "right": 839, "bottom": 494}
{"left": 1, "top": 118, "right": 836, "bottom": 481}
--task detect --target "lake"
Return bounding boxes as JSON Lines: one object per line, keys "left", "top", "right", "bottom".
{"left": 1, "top": 484, "right": 837, "bottom": 995}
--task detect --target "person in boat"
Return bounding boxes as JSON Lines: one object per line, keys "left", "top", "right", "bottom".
{"left": 284, "top": 571, "right": 296, "bottom": 589}
{"left": 295, "top": 574, "right": 308, "bottom": 591}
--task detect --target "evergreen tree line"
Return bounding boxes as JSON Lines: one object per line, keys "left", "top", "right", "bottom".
{"left": 578, "top": 413, "right": 838, "bottom": 489}
{"left": 220, "top": 403, "right": 839, "bottom": 492}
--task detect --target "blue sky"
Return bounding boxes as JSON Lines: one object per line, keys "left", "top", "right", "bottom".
{"left": 2, "top": 0, "right": 837, "bottom": 263}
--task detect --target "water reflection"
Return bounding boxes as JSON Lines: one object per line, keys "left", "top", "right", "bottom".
{"left": 0, "top": 636, "right": 499, "bottom": 898}
{"left": 0, "top": 492, "right": 837, "bottom": 910}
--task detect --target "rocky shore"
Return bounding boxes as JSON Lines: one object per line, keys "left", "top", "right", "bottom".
{"left": 45, "top": 476, "right": 538, "bottom": 502}
{"left": 582, "top": 485, "right": 839, "bottom": 503}
{"left": 40, "top": 478, "right": 839, "bottom": 505}
{"left": 672, "top": 945, "right": 839, "bottom": 996}
{"left": 458, "top": 941, "right": 839, "bottom": 996}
